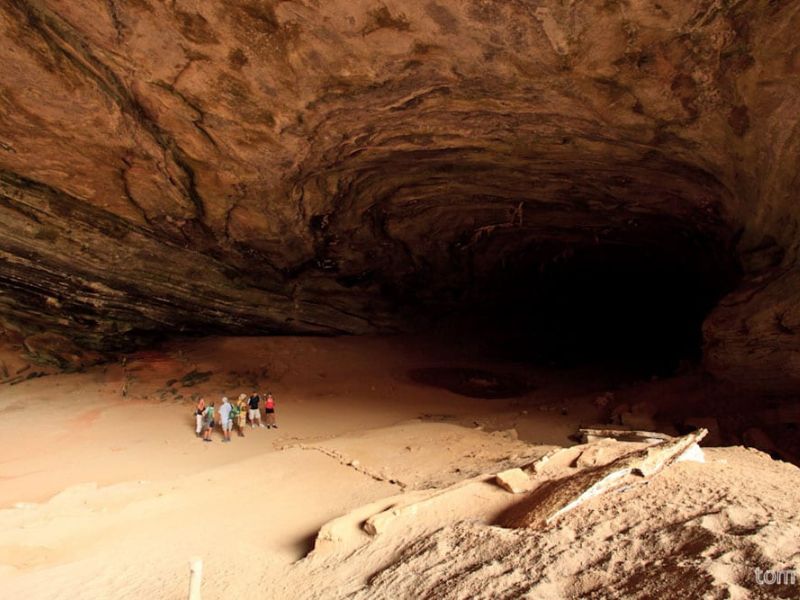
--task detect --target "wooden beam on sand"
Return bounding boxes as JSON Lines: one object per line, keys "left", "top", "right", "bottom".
{"left": 497, "top": 429, "right": 708, "bottom": 529}
{"left": 188, "top": 557, "right": 203, "bottom": 600}
{"left": 577, "top": 427, "right": 674, "bottom": 444}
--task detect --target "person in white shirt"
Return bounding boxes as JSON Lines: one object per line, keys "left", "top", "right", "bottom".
{"left": 218, "top": 397, "right": 233, "bottom": 443}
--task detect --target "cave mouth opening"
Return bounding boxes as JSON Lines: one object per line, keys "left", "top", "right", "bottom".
{"left": 316, "top": 137, "right": 743, "bottom": 377}
{"left": 415, "top": 223, "right": 741, "bottom": 376}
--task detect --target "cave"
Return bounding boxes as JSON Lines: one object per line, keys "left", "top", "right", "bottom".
{"left": 445, "top": 234, "right": 739, "bottom": 371}
{"left": 1, "top": 1, "right": 799, "bottom": 598}
{"left": 1, "top": 0, "right": 796, "bottom": 391}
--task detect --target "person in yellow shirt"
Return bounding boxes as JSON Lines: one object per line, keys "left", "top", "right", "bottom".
{"left": 235, "top": 393, "right": 248, "bottom": 437}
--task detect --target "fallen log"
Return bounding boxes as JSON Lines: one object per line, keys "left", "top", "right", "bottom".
{"left": 577, "top": 427, "right": 674, "bottom": 444}
{"left": 497, "top": 428, "right": 707, "bottom": 529}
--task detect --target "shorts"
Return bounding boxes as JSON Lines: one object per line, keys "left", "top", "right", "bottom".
{"left": 203, "top": 419, "right": 214, "bottom": 430}
{"left": 248, "top": 408, "right": 260, "bottom": 420}
{"left": 222, "top": 419, "right": 233, "bottom": 432}
{"left": 265, "top": 408, "right": 274, "bottom": 414}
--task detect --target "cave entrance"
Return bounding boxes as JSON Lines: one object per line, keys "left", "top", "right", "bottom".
{"left": 424, "top": 225, "right": 740, "bottom": 375}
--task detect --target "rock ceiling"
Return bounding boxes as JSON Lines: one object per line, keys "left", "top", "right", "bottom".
{"left": 0, "top": 0, "right": 798, "bottom": 390}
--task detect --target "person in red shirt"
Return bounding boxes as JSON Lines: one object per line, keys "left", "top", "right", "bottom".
{"left": 264, "top": 392, "right": 277, "bottom": 429}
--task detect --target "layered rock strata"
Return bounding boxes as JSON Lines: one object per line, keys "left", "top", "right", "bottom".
{"left": 0, "top": 1, "right": 798, "bottom": 385}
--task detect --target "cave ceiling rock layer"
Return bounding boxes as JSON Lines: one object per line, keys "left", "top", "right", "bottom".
{"left": 0, "top": 0, "right": 798, "bottom": 389}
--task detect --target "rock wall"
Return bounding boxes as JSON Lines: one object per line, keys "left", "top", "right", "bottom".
{"left": 0, "top": 0, "right": 798, "bottom": 385}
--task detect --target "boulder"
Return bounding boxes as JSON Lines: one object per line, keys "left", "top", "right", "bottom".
{"left": 495, "top": 468, "right": 532, "bottom": 494}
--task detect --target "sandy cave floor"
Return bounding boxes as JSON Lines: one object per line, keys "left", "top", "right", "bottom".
{"left": 0, "top": 335, "right": 797, "bottom": 599}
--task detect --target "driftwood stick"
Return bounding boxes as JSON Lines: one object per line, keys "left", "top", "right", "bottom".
{"left": 188, "top": 557, "right": 203, "bottom": 600}
{"left": 498, "top": 429, "right": 708, "bottom": 529}
{"left": 578, "top": 427, "right": 673, "bottom": 444}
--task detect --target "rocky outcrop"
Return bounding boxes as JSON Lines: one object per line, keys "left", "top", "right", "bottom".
{"left": 0, "top": 1, "right": 799, "bottom": 386}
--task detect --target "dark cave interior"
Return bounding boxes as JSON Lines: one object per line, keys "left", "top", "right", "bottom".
{"left": 439, "top": 231, "right": 741, "bottom": 373}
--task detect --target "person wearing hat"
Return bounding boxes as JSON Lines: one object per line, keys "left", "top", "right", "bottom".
{"left": 218, "top": 396, "right": 233, "bottom": 443}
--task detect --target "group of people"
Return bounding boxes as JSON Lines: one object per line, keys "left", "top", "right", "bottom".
{"left": 194, "top": 392, "right": 277, "bottom": 443}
